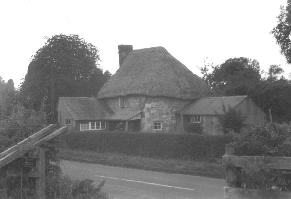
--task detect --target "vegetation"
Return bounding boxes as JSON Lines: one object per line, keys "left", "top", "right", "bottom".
{"left": 217, "top": 106, "right": 246, "bottom": 134}
{"left": 64, "top": 131, "right": 232, "bottom": 160}
{"left": 59, "top": 149, "right": 224, "bottom": 178}
{"left": 272, "top": 0, "right": 291, "bottom": 64}
{"left": 201, "top": 57, "right": 261, "bottom": 96}
{"left": 201, "top": 58, "right": 291, "bottom": 122}
{"left": 227, "top": 124, "right": 291, "bottom": 191}
{"left": 20, "top": 34, "right": 111, "bottom": 122}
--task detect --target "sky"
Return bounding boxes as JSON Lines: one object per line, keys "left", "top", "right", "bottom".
{"left": 0, "top": 0, "right": 290, "bottom": 88}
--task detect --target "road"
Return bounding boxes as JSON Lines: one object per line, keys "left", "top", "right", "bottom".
{"left": 61, "top": 160, "right": 225, "bottom": 199}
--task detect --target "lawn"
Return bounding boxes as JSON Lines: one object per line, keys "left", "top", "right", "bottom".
{"left": 58, "top": 148, "right": 224, "bottom": 179}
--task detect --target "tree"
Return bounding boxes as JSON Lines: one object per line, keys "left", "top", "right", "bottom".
{"left": 0, "top": 77, "right": 16, "bottom": 119}
{"left": 20, "top": 34, "right": 110, "bottom": 122}
{"left": 272, "top": 1, "right": 291, "bottom": 63}
{"left": 218, "top": 105, "right": 246, "bottom": 134}
{"left": 202, "top": 59, "right": 291, "bottom": 122}
{"left": 201, "top": 57, "right": 261, "bottom": 96}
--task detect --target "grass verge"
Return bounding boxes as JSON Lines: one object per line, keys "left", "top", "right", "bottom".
{"left": 58, "top": 148, "right": 224, "bottom": 179}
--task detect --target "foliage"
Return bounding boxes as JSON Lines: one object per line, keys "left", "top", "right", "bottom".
{"left": 201, "top": 57, "right": 261, "bottom": 96}
{"left": 231, "top": 124, "right": 291, "bottom": 156}
{"left": 272, "top": 1, "right": 291, "bottom": 63}
{"left": 0, "top": 77, "right": 16, "bottom": 120}
{"left": 0, "top": 105, "right": 46, "bottom": 152}
{"left": 20, "top": 34, "right": 111, "bottom": 122}
{"left": 227, "top": 124, "right": 291, "bottom": 191}
{"left": 217, "top": 106, "right": 246, "bottom": 134}
{"left": 64, "top": 132, "right": 232, "bottom": 160}
{"left": 46, "top": 175, "right": 108, "bottom": 199}
{"left": 201, "top": 59, "right": 291, "bottom": 122}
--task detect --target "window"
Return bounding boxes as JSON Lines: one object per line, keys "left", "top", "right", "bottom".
{"left": 190, "top": 115, "right": 201, "bottom": 123}
{"left": 119, "top": 97, "right": 127, "bottom": 108}
{"left": 65, "top": 119, "right": 71, "bottom": 125}
{"left": 80, "top": 121, "right": 106, "bottom": 131}
{"left": 90, "top": 122, "right": 96, "bottom": 130}
{"left": 153, "top": 121, "right": 162, "bottom": 131}
{"left": 80, "top": 123, "right": 89, "bottom": 131}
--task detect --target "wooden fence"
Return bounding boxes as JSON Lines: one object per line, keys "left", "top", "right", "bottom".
{"left": 222, "top": 145, "right": 291, "bottom": 199}
{"left": 0, "top": 124, "right": 67, "bottom": 199}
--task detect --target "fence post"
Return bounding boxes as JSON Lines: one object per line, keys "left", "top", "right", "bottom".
{"left": 224, "top": 144, "right": 241, "bottom": 188}
{"left": 36, "top": 147, "right": 46, "bottom": 199}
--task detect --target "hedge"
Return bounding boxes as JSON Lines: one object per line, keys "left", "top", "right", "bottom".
{"left": 63, "top": 131, "right": 232, "bottom": 160}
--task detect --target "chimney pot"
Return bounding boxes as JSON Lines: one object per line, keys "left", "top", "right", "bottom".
{"left": 118, "top": 45, "right": 133, "bottom": 67}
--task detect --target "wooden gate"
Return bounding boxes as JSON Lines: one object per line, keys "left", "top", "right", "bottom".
{"left": 222, "top": 145, "right": 291, "bottom": 199}
{"left": 0, "top": 124, "right": 67, "bottom": 199}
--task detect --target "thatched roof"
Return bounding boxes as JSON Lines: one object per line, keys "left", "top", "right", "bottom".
{"left": 104, "top": 109, "right": 141, "bottom": 121}
{"left": 98, "top": 47, "right": 210, "bottom": 100}
{"left": 58, "top": 97, "right": 112, "bottom": 120}
{"left": 181, "top": 95, "right": 248, "bottom": 115}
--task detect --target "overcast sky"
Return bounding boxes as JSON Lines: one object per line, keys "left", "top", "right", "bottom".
{"left": 0, "top": 0, "right": 290, "bottom": 87}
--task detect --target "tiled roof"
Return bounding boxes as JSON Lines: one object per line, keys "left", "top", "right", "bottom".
{"left": 181, "top": 95, "right": 248, "bottom": 115}
{"left": 58, "top": 97, "right": 112, "bottom": 120}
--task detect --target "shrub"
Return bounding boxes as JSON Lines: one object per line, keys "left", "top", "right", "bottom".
{"left": 227, "top": 124, "right": 291, "bottom": 191}
{"left": 218, "top": 106, "right": 246, "bottom": 134}
{"left": 64, "top": 131, "right": 232, "bottom": 160}
{"left": 231, "top": 123, "right": 291, "bottom": 156}
{"left": 46, "top": 175, "right": 108, "bottom": 199}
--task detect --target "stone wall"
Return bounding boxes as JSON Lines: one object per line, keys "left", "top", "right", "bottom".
{"left": 103, "top": 95, "right": 191, "bottom": 133}
{"left": 142, "top": 97, "right": 190, "bottom": 133}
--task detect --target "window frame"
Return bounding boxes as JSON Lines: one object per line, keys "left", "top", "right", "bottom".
{"left": 153, "top": 121, "right": 163, "bottom": 131}
{"left": 80, "top": 122, "right": 89, "bottom": 131}
{"left": 190, "top": 115, "right": 202, "bottom": 123}
{"left": 119, "top": 96, "right": 127, "bottom": 108}
{"left": 65, "top": 119, "right": 72, "bottom": 125}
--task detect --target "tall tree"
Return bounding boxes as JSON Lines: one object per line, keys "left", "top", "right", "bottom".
{"left": 272, "top": 1, "right": 291, "bottom": 63}
{"left": 0, "top": 77, "right": 16, "bottom": 119}
{"left": 201, "top": 57, "right": 261, "bottom": 96}
{"left": 20, "top": 34, "right": 110, "bottom": 122}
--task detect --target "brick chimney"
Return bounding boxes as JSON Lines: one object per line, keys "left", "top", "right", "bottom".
{"left": 118, "top": 45, "right": 133, "bottom": 67}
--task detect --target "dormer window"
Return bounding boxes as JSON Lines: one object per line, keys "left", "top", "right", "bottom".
{"left": 119, "top": 96, "right": 127, "bottom": 108}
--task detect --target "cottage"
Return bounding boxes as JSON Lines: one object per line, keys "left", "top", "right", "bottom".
{"left": 181, "top": 95, "right": 266, "bottom": 135}
{"left": 57, "top": 45, "right": 266, "bottom": 134}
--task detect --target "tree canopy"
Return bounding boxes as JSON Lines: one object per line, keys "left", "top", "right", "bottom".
{"left": 201, "top": 57, "right": 261, "bottom": 96}
{"left": 201, "top": 58, "right": 291, "bottom": 122}
{"left": 20, "top": 34, "right": 111, "bottom": 122}
{"left": 272, "top": 1, "right": 291, "bottom": 63}
{"left": 0, "top": 77, "right": 16, "bottom": 119}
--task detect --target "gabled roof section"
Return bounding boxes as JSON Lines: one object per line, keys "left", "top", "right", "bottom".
{"left": 181, "top": 95, "right": 248, "bottom": 115}
{"left": 58, "top": 97, "right": 112, "bottom": 120}
{"left": 98, "top": 46, "right": 210, "bottom": 100}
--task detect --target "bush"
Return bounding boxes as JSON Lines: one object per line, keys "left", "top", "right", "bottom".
{"left": 64, "top": 131, "right": 232, "bottom": 160}
{"left": 218, "top": 106, "right": 246, "bottom": 134}
{"left": 46, "top": 175, "right": 108, "bottom": 199}
{"left": 227, "top": 124, "right": 291, "bottom": 191}
{"left": 231, "top": 123, "right": 291, "bottom": 156}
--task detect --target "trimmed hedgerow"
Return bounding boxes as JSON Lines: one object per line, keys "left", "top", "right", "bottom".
{"left": 63, "top": 131, "right": 232, "bottom": 160}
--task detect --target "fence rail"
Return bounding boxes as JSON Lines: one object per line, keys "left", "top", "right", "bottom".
{"left": 222, "top": 145, "right": 291, "bottom": 199}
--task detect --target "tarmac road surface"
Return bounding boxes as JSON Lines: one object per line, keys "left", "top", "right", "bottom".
{"left": 61, "top": 160, "right": 225, "bottom": 199}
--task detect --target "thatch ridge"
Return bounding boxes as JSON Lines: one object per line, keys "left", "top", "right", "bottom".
{"left": 98, "top": 46, "right": 210, "bottom": 100}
